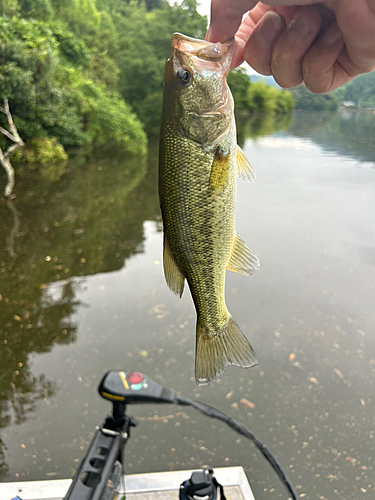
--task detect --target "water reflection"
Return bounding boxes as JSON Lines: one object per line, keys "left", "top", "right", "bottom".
{"left": 289, "top": 109, "right": 375, "bottom": 163}
{"left": 0, "top": 147, "right": 158, "bottom": 477}
{"left": 236, "top": 112, "right": 293, "bottom": 147}
{"left": 4, "top": 200, "right": 20, "bottom": 259}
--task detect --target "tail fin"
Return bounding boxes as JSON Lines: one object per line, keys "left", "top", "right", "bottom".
{"left": 195, "top": 316, "right": 258, "bottom": 385}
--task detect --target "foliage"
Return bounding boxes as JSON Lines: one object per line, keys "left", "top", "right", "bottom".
{"left": 50, "top": 0, "right": 101, "bottom": 43}
{"left": 333, "top": 71, "right": 375, "bottom": 107}
{"left": 106, "top": 0, "right": 207, "bottom": 135}
{"left": 18, "top": 0, "right": 53, "bottom": 20}
{"left": 0, "top": 17, "right": 85, "bottom": 149}
{"left": 228, "top": 68, "right": 295, "bottom": 115}
{"left": 227, "top": 68, "right": 251, "bottom": 110}
{"left": 290, "top": 85, "right": 339, "bottom": 111}
{"left": 1, "top": 0, "right": 298, "bottom": 165}
{"left": 60, "top": 68, "right": 147, "bottom": 154}
{"left": 0, "top": 14, "right": 147, "bottom": 161}
{"left": 14, "top": 137, "right": 68, "bottom": 164}
{"left": 271, "top": 87, "right": 295, "bottom": 114}
{"left": 48, "top": 21, "right": 91, "bottom": 67}
{"left": 0, "top": 0, "right": 19, "bottom": 17}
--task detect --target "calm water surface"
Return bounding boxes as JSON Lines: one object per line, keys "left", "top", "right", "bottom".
{"left": 1, "top": 110, "right": 375, "bottom": 499}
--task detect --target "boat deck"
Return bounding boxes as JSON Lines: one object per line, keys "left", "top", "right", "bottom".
{"left": 0, "top": 466, "right": 255, "bottom": 500}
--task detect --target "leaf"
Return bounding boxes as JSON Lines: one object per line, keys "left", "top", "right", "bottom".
{"left": 240, "top": 398, "right": 255, "bottom": 409}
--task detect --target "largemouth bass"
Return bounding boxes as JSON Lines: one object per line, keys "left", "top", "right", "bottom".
{"left": 159, "top": 33, "right": 259, "bottom": 385}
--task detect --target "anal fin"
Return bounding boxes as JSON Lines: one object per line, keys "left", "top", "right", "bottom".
{"left": 163, "top": 236, "right": 185, "bottom": 297}
{"left": 227, "top": 232, "right": 260, "bottom": 276}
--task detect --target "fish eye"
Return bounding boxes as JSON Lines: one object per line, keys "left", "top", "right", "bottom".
{"left": 176, "top": 68, "right": 192, "bottom": 86}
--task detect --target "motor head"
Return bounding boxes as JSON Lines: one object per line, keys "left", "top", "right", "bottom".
{"left": 180, "top": 469, "right": 220, "bottom": 500}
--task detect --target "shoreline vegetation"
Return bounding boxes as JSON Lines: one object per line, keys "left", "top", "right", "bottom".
{"left": 0, "top": 0, "right": 374, "bottom": 170}
{"left": 0, "top": 0, "right": 296, "bottom": 169}
{"left": 291, "top": 70, "right": 375, "bottom": 112}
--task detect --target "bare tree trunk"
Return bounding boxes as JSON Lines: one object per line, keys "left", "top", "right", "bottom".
{"left": 0, "top": 99, "right": 24, "bottom": 198}
{"left": 0, "top": 149, "right": 15, "bottom": 197}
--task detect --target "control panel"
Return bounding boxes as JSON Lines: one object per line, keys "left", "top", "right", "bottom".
{"left": 98, "top": 370, "right": 171, "bottom": 404}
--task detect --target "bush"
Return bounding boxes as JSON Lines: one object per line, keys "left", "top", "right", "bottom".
{"left": 0, "top": 16, "right": 147, "bottom": 157}
{"left": 14, "top": 137, "right": 68, "bottom": 163}
{"left": 228, "top": 69, "right": 294, "bottom": 114}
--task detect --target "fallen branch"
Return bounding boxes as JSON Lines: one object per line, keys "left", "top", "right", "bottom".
{"left": 0, "top": 99, "right": 24, "bottom": 197}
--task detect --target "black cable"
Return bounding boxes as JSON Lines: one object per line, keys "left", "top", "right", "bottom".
{"left": 172, "top": 394, "right": 299, "bottom": 500}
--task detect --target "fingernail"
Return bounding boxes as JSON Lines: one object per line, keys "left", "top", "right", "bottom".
{"left": 256, "top": 13, "right": 283, "bottom": 48}
{"left": 324, "top": 25, "right": 342, "bottom": 46}
{"left": 290, "top": 15, "right": 310, "bottom": 38}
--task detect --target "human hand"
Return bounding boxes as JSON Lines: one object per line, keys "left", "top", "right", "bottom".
{"left": 206, "top": 1, "right": 375, "bottom": 92}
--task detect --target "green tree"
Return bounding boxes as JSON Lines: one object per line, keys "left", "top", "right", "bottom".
{"left": 50, "top": 0, "right": 101, "bottom": 42}
{"left": 228, "top": 68, "right": 294, "bottom": 114}
{"left": 18, "top": 0, "right": 53, "bottom": 20}
{"left": 291, "top": 85, "right": 338, "bottom": 111}
{"left": 107, "top": 0, "right": 207, "bottom": 134}
{"left": 227, "top": 68, "right": 252, "bottom": 110}
{"left": 1, "top": 0, "right": 296, "bottom": 164}
{"left": 0, "top": 17, "right": 147, "bottom": 158}
{"left": 0, "top": 0, "right": 19, "bottom": 17}
{"left": 333, "top": 71, "right": 375, "bottom": 107}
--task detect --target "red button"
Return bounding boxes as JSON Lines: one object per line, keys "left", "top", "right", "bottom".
{"left": 127, "top": 372, "right": 143, "bottom": 384}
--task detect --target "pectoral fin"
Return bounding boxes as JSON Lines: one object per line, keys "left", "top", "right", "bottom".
{"left": 237, "top": 145, "right": 256, "bottom": 183}
{"left": 163, "top": 236, "right": 185, "bottom": 297}
{"left": 227, "top": 232, "right": 260, "bottom": 276}
{"left": 209, "top": 146, "right": 230, "bottom": 192}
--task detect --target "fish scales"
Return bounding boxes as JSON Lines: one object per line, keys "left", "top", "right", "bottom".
{"left": 159, "top": 33, "right": 260, "bottom": 385}
{"left": 161, "top": 131, "right": 235, "bottom": 323}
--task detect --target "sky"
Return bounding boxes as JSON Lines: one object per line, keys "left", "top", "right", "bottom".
{"left": 195, "top": 0, "right": 211, "bottom": 17}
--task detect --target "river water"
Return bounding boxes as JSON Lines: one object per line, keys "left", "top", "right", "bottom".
{"left": 1, "top": 110, "right": 375, "bottom": 499}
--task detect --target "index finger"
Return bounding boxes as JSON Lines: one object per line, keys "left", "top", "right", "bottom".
{"left": 335, "top": 1, "right": 375, "bottom": 72}
{"left": 207, "top": 0, "right": 324, "bottom": 43}
{"left": 206, "top": 0, "right": 258, "bottom": 42}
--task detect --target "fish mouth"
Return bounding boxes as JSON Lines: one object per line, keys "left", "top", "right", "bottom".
{"left": 171, "top": 33, "right": 234, "bottom": 74}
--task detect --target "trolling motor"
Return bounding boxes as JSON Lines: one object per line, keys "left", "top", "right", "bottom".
{"left": 63, "top": 370, "right": 299, "bottom": 500}
{"left": 180, "top": 469, "right": 226, "bottom": 500}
